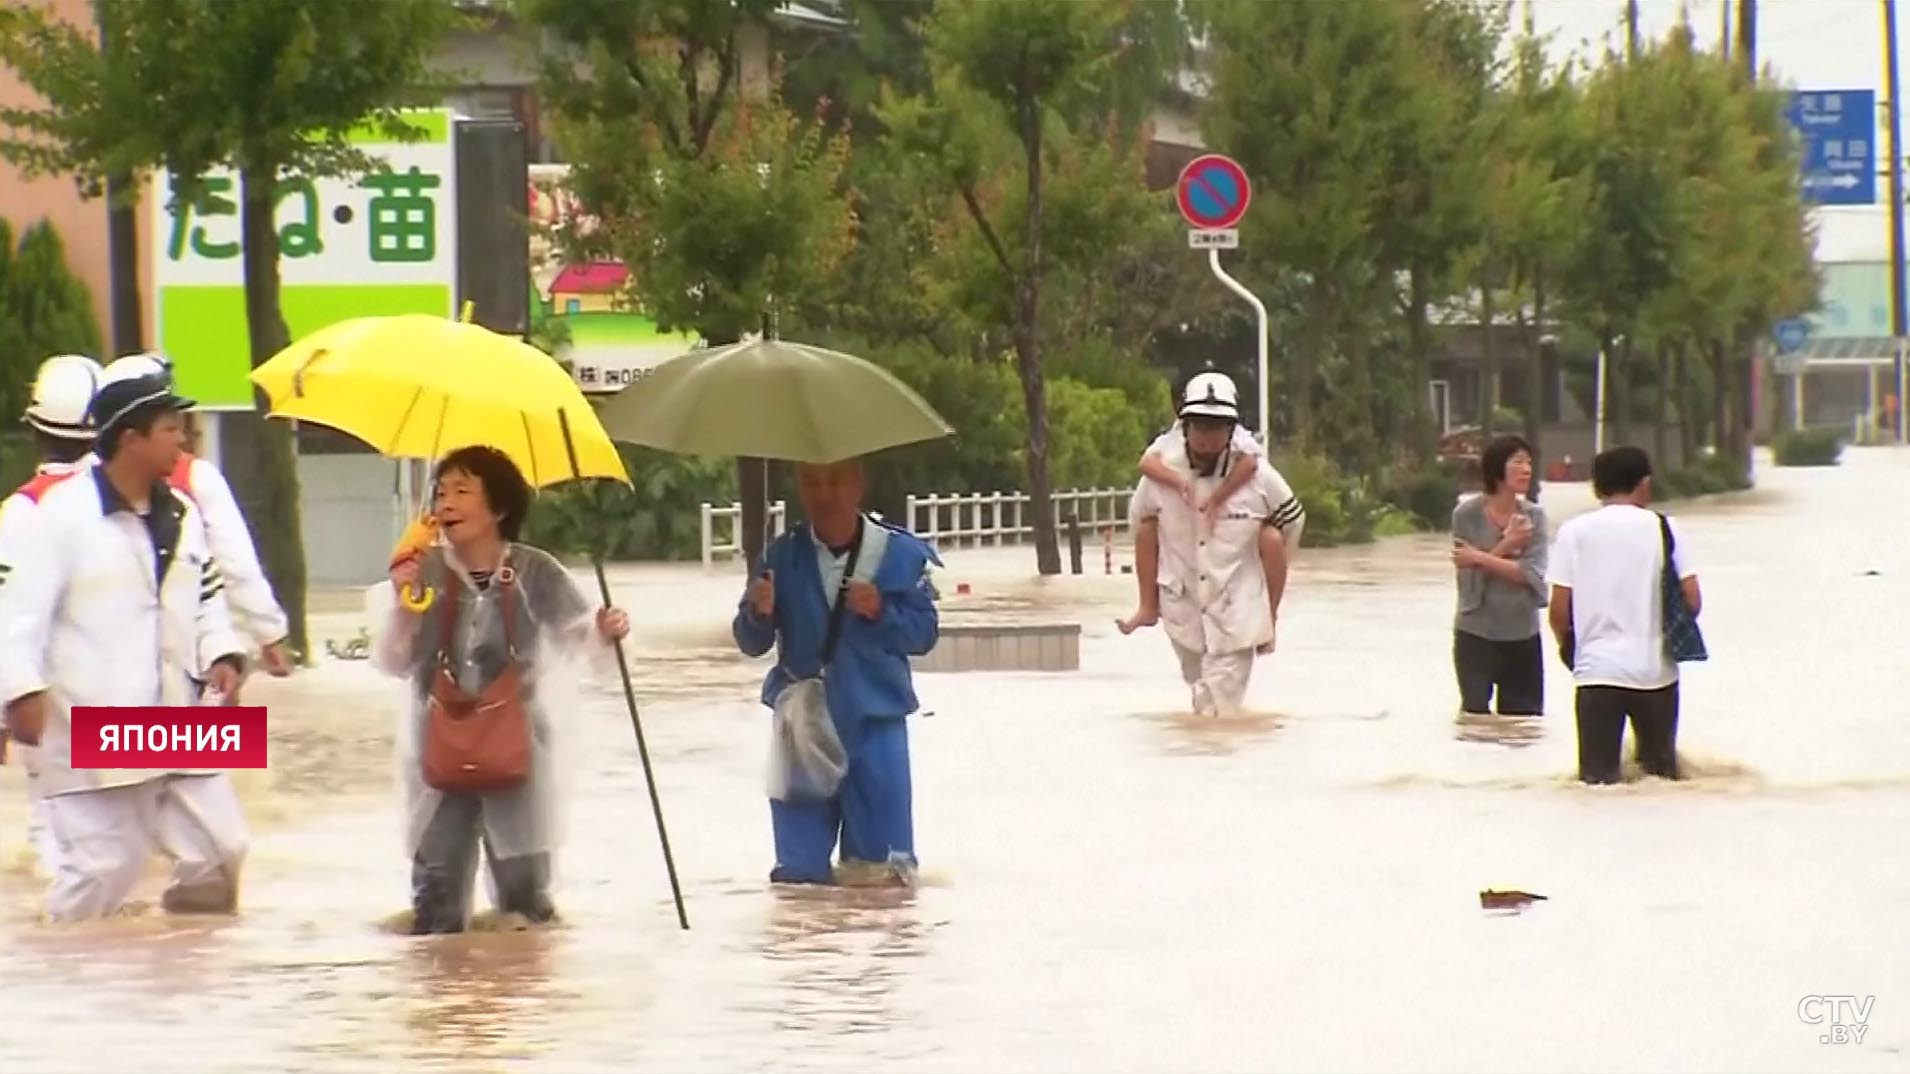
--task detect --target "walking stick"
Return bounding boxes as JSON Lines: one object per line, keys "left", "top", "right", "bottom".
{"left": 559, "top": 408, "right": 690, "bottom": 930}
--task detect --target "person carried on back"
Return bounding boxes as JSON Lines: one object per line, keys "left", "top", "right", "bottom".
{"left": 1122, "top": 371, "right": 1305, "bottom": 717}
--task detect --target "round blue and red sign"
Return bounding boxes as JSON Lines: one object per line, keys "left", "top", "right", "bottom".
{"left": 1176, "top": 154, "right": 1252, "bottom": 231}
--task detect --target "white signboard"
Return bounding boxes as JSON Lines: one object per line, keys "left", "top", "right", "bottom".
{"left": 1189, "top": 228, "right": 1240, "bottom": 249}
{"left": 151, "top": 111, "right": 459, "bottom": 409}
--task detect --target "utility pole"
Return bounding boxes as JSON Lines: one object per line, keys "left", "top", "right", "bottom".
{"left": 1886, "top": 1, "right": 1910, "bottom": 442}
{"left": 1626, "top": 0, "right": 1639, "bottom": 62}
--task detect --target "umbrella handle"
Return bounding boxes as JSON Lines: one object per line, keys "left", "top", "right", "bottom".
{"left": 399, "top": 583, "right": 437, "bottom": 613}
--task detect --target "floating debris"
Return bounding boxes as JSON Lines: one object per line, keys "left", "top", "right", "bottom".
{"left": 1479, "top": 889, "right": 1547, "bottom": 911}
{"left": 324, "top": 628, "right": 372, "bottom": 662}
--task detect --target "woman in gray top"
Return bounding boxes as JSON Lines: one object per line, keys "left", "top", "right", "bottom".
{"left": 1450, "top": 434, "right": 1548, "bottom": 715}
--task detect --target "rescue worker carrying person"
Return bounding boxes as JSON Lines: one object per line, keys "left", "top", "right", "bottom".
{"left": 1126, "top": 371, "right": 1305, "bottom": 717}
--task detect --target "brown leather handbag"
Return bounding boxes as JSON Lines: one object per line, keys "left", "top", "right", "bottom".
{"left": 422, "top": 564, "right": 532, "bottom": 794}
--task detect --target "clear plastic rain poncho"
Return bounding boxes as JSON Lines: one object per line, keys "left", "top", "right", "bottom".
{"left": 368, "top": 540, "right": 612, "bottom": 873}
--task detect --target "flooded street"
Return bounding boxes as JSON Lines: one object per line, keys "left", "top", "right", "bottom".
{"left": 1, "top": 450, "right": 1906, "bottom": 1072}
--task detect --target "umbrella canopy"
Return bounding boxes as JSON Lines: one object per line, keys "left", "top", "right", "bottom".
{"left": 249, "top": 313, "right": 629, "bottom": 488}
{"left": 596, "top": 337, "right": 953, "bottom": 464}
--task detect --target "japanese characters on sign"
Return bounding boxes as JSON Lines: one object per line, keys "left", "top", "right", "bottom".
{"left": 1783, "top": 89, "right": 1876, "bottom": 206}
{"left": 152, "top": 112, "right": 458, "bottom": 409}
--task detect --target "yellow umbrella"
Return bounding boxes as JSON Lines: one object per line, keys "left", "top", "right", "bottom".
{"left": 248, "top": 309, "right": 688, "bottom": 931}
{"left": 248, "top": 312, "right": 629, "bottom": 489}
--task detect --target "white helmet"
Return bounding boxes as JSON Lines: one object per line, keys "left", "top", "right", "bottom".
{"left": 1179, "top": 370, "right": 1241, "bottom": 421}
{"left": 23, "top": 354, "right": 104, "bottom": 440}
{"left": 103, "top": 351, "right": 174, "bottom": 385}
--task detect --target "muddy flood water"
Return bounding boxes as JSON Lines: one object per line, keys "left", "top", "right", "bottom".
{"left": 1, "top": 449, "right": 1906, "bottom": 1072}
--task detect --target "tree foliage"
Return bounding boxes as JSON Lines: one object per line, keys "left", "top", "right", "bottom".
{"left": 1201, "top": 0, "right": 1815, "bottom": 487}
{"left": 0, "top": 0, "right": 462, "bottom": 657}
{"left": 0, "top": 218, "right": 102, "bottom": 424}
{"left": 880, "top": 0, "right": 1186, "bottom": 574}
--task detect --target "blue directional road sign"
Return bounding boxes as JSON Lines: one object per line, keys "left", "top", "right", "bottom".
{"left": 1774, "top": 317, "right": 1809, "bottom": 354}
{"left": 1783, "top": 89, "right": 1877, "bottom": 206}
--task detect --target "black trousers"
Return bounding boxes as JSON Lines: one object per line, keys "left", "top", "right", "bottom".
{"left": 411, "top": 791, "right": 555, "bottom": 934}
{"left": 1453, "top": 630, "right": 1544, "bottom": 715}
{"left": 1574, "top": 683, "right": 1681, "bottom": 785}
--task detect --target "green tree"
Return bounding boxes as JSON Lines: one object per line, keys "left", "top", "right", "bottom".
{"left": 0, "top": 0, "right": 459, "bottom": 660}
{"left": 883, "top": 0, "right": 1183, "bottom": 574}
{"left": 1201, "top": 0, "right": 1419, "bottom": 471}
{"left": 0, "top": 218, "right": 103, "bottom": 424}
{"left": 1382, "top": 0, "right": 1506, "bottom": 455}
{"left": 524, "top": 0, "right": 857, "bottom": 572}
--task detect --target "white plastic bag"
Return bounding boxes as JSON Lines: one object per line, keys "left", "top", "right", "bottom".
{"left": 767, "top": 676, "right": 848, "bottom": 802}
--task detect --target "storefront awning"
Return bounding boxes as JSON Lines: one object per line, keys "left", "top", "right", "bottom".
{"left": 1793, "top": 336, "right": 1901, "bottom": 366}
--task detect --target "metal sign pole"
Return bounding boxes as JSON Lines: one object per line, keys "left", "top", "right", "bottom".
{"left": 1206, "top": 247, "right": 1270, "bottom": 446}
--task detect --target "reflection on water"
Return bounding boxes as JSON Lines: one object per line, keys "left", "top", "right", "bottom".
{"left": 1136, "top": 708, "right": 1287, "bottom": 757}
{"left": 399, "top": 930, "right": 561, "bottom": 1064}
{"left": 1, "top": 451, "right": 1909, "bottom": 1072}
{"left": 1453, "top": 710, "right": 1545, "bottom": 749}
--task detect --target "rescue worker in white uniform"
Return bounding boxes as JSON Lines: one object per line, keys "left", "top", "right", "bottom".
{"left": 1128, "top": 372, "right": 1305, "bottom": 717}
{"left": 0, "top": 366, "right": 252, "bottom": 921}
{"left": 0, "top": 354, "right": 106, "bottom": 869}
{"left": 102, "top": 353, "right": 293, "bottom": 676}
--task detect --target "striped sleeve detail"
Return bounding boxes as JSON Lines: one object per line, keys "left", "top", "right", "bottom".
{"left": 200, "top": 558, "right": 225, "bottom": 602}
{"left": 1269, "top": 495, "right": 1305, "bottom": 530}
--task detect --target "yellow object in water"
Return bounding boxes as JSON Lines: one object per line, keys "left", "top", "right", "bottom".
{"left": 391, "top": 514, "right": 440, "bottom": 612}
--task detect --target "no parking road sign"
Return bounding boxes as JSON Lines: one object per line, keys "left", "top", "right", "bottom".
{"left": 1177, "top": 154, "right": 1251, "bottom": 246}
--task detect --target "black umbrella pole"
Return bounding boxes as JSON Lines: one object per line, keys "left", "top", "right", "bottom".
{"left": 558, "top": 409, "right": 690, "bottom": 931}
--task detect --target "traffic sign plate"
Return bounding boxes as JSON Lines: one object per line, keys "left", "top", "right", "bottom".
{"left": 1176, "top": 154, "right": 1252, "bottom": 231}
{"left": 1783, "top": 89, "right": 1876, "bottom": 206}
{"left": 1188, "top": 229, "right": 1239, "bottom": 249}
{"left": 1774, "top": 317, "right": 1810, "bottom": 354}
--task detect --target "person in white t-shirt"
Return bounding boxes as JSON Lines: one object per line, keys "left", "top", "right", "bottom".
{"left": 1545, "top": 446, "right": 1702, "bottom": 784}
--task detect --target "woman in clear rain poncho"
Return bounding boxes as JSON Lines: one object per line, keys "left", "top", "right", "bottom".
{"left": 370, "top": 445, "right": 629, "bottom": 934}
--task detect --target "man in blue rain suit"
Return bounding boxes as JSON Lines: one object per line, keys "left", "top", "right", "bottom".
{"left": 732, "top": 457, "right": 941, "bottom": 887}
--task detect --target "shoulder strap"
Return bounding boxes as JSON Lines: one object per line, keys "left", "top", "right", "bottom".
{"left": 818, "top": 518, "right": 866, "bottom": 667}
{"left": 15, "top": 471, "right": 68, "bottom": 504}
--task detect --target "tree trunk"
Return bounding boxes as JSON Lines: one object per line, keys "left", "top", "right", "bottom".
{"left": 1478, "top": 280, "right": 1497, "bottom": 434}
{"left": 1719, "top": 336, "right": 1734, "bottom": 449}
{"left": 1519, "top": 269, "right": 1546, "bottom": 497}
{"left": 221, "top": 164, "right": 308, "bottom": 660}
{"left": 1347, "top": 309, "right": 1378, "bottom": 477}
{"left": 1613, "top": 334, "right": 1634, "bottom": 447}
{"left": 1675, "top": 339, "right": 1698, "bottom": 466}
{"left": 1407, "top": 267, "right": 1435, "bottom": 459}
{"left": 1652, "top": 343, "right": 1670, "bottom": 468}
{"left": 1723, "top": 329, "right": 1752, "bottom": 471}
{"left": 1294, "top": 284, "right": 1328, "bottom": 452}
{"left": 94, "top": 3, "right": 141, "bottom": 353}
{"left": 1015, "top": 92, "right": 1059, "bottom": 576}
{"left": 105, "top": 174, "right": 142, "bottom": 352}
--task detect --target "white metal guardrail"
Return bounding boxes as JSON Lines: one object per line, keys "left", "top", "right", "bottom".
{"left": 699, "top": 486, "right": 1132, "bottom": 565}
